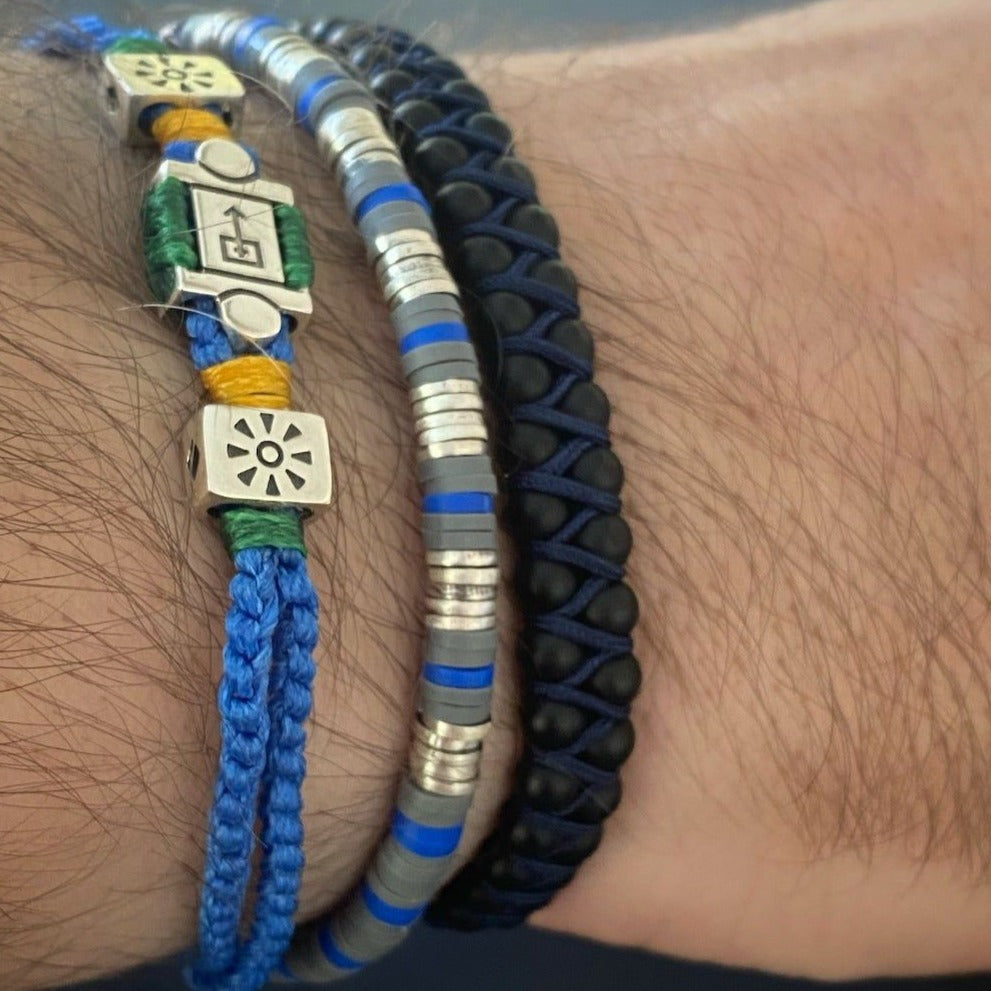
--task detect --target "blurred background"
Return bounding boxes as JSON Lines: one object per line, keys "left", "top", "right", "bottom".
{"left": 35, "top": 0, "right": 991, "bottom": 988}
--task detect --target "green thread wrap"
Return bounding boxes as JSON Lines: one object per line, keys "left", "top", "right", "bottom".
{"left": 142, "top": 177, "right": 198, "bottom": 301}
{"left": 106, "top": 37, "right": 171, "bottom": 55}
{"left": 274, "top": 204, "right": 315, "bottom": 290}
{"left": 218, "top": 506, "right": 307, "bottom": 558}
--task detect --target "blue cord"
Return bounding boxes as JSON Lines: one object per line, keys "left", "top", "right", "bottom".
{"left": 180, "top": 282, "right": 309, "bottom": 991}
{"left": 230, "top": 549, "right": 317, "bottom": 987}
{"left": 22, "top": 14, "right": 155, "bottom": 54}
{"left": 185, "top": 549, "right": 318, "bottom": 991}
{"left": 187, "top": 548, "right": 280, "bottom": 986}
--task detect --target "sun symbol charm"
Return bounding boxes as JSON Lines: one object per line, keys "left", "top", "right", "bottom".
{"left": 185, "top": 404, "right": 332, "bottom": 515}
{"left": 130, "top": 54, "right": 218, "bottom": 94}
{"left": 227, "top": 410, "right": 313, "bottom": 498}
{"left": 99, "top": 51, "right": 245, "bottom": 145}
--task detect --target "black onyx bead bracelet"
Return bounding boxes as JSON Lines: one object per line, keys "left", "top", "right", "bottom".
{"left": 304, "top": 20, "right": 643, "bottom": 928}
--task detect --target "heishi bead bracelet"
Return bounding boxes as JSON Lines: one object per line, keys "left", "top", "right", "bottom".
{"left": 32, "top": 12, "right": 499, "bottom": 990}
{"left": 308, "top": 20, "right": 644, "bottom": 931}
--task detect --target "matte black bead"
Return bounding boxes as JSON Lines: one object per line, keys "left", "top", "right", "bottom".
{"left": 582, "top": 720, "right": 635, "bottom": 771}
{"left": 548, "top": 318, "right": 594, "bottom": 363}
{"left": 442, "top": 79, "right": 490, "bottom": 108}
{"left": 488, "top": 855, "right": 530, "bottom": 889}
{"left": 576, "top": 514, "right": 632, "bottom": 565}
{"left": 409, "top": 135, "right": 468, "bottom": 189}
{"left": 405, "top": 41, "right": 440, "bottom": 58}
{"left": 560, "top": 381, "right": 610, "bottom": 427}
{"left": 468, "top": 111, "right": 513, "bottom": 146}
{"left": 587, "top": 653, "right": 641, "bottom": 704}
{"left": 421, "top": 55, "right": 465, "bottom": 79}
{"left": 392, "top": 98, "right": 444, "bottom": 134}
{"left": 523, "top": 559, "right": 578, "bottom": 610}
{"left": 434, "top": 181, "right": 494, "bottom": 231}
{"left": 529, "top": 701, "right": 589, "bottom": 749}
{"left": 559, "top": 826, "right": 602, "bottom": 864}
{"left": 481, "top": 291, "right": 534, "bottom": 336}
{"left": 502, "top": 355, "right": 551, "bottom": 404}
{"left": 527, "top": 631, "right": 583, "bottom": 681}
{"left": 508, "top": 820, "right": 603, "bottom": 865}
{"left": 570, "top": 777, "right": 622, "bottom": 823}
{"left": 452, "top": 235, "right": 514, "bottom": 281}
{"left": 530, "top": 258, "right": 579, "bottom": 299}
{"left": 584, "top": 582, "right": 639, "bottom": 635}
{"left": 506, "top": 422, "right": 558, "bottom": 466}
{"left": 326, "top": 22, "right": 373, "bottom": 48}
{"left": 490, "top": 855, "right": 570, "bottom": 891}
{"left": 515, "top": 491, "right": 568, "bottom": 539}
{"left": 370, "top": 68, "right": 416, "bottom": 104}
{"left": 463, "top": 298, "right": 502, "bottom": 383}
{"left": 306, "top": 19, "right": 339, "bottom": 45}
{"left": 508, "top": 204, "right": 559, "bottom": 247}
{"left": 347, "top": 39, "right": 389, "bottom": 71}
{"left": 523, "top": 765, "right": 581, "bottom": 812}
{"left": 491, "top": 157, "right": 535, "bottom": 193}
{"left": 460, "top": 883, "right": 502, "bottom": 909}
{"left": 570, "top": 446, "right": 623, "bottom": 492}
{"left": 509, "top": 820, "right": 553, "bottom": 856}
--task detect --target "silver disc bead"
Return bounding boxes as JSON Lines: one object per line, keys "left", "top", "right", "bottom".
{"left": 425, "top": 550, "right": 499, "bottom": 569}
{"left": 427, "top": 566, "right": 501, "bottom": 586}
{"left": 425, "top": 613, "right": 497, "bottom": 632}
{"left": 417, "top": 439, "right": 488, "bottom": 462}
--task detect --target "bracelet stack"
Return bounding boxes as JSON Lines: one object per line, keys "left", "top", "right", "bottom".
{"left": 33, "top": 7, "right": 643, "bottom": 986}
{"left": 308, "top": 20, "right": 643, "bottom": 931}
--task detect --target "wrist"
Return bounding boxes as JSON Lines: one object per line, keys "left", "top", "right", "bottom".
{"left": 472, "top": 0, "right": 991, "bottom": 978}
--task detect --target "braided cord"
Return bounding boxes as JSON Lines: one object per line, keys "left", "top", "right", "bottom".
{"left": 23, "top": 14, "right": 157, "bottom": 55}
{"left": 189, "top": 547, "right": 318, "bottom": 991}
{"left": 189, "top": 547, "right": 280, "bottom": 983}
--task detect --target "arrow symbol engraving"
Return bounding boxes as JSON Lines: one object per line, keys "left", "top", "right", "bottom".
{"left": 223, "top": 205, "right": 250, "bottom": 258}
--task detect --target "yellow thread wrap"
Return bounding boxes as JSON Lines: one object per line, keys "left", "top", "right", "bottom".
{"left": 151, "top": 107, "right": 232, "bottom": 146}
{"left": 201, "top": 357, "right": 292, "bottom": 409}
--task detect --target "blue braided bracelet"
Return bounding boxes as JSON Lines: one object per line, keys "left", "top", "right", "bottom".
{"left": 30, "top": 20, "right": 328, "bottom": 987}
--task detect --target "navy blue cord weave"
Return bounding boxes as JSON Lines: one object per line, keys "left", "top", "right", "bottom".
{"left": 309, "top": 21, "right": 641, "bottom": 928}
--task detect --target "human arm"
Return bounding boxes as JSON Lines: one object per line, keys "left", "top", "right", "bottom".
{"left": 3, "top": 0, "right": 991, "bottom": 986}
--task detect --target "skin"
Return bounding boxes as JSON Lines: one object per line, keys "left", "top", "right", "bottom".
{"left": 3, "top": 0, "right": 991, "bottom": 985}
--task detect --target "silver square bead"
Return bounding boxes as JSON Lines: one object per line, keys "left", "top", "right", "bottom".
{"left": 184, "top": 404, "right": 332, "bottom": 516}
{"left": 154, "top": 149, "right": 314, "bottom": 344}
{"left": 100, "top": 52, "right": 245, "bottom": 145}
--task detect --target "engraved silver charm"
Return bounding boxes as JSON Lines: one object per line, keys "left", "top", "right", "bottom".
{"left": 155, "top": 139, "right": 313, "bottom": 345}
{"left": 100, "top": 52, "right": 244, "bottom": 145}
{"left": 191, "top": 187, "right": 285, "bottom": 283}
{"left": 184, "top": 404, "right": 332, "bottom": 515}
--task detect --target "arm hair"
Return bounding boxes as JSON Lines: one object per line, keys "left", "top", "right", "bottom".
{"left": 4, "top": 0, "right": 991, "bottom": 986}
